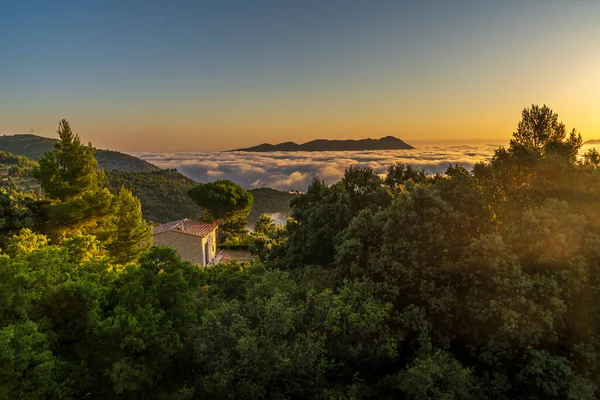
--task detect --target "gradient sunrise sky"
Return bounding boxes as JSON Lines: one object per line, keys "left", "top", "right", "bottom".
{"left": 1, "top": 1, "right": 599, "bottom": 151}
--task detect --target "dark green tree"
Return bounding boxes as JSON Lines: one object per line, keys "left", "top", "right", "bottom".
{"left": 0, "top": 321, "right": 67, "bottom": 399}
{"left": 341, "top": 165, "right": 392, "bottom": 214}
{"left": 394, "top": 350, "right": 476, "bottom": 399}
{"left": 36, "top": 119, "right": 105, "bottom": 201}
{"left": 511, "top": 104, "right": 582, "bottom": 161}
{"left": 105, "top": 187, "right": 152, "bottom": 264}
{"left": 582, "top": 148, "right": 600, "bottom": 170}
{"left": 385, "top": 162, "right": 427, "bottom": 188}
{"left": 188, "top": 180, "right": 253, "bottom": 242}
{"left": 187, "top": 180, "right": 253, "bottom": 224}
{"left": 34, "top": 119, "right": 115, "bottom": 238}
{"left": 250, "top": 214, "right": 286, "bottom": 263}
{"left": 100, "top": 247, "right": 208, "bottom": 397}
{"left": 254, "top": 213, "right": 276, "bottom": 235}
{"left": 0, "top": 190, "right": 36, "bottom": 250}
{"left": 286, "top": 178, "right": 352, "bottom": 268}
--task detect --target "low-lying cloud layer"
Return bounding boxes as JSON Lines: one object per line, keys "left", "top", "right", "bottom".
{"left": 134, "top": 145, "right": 500, "bottom": 191}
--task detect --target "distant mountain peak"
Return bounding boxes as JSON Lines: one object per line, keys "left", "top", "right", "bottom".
{"left": 230, "top": 136, "right": 414, "bottom": 152}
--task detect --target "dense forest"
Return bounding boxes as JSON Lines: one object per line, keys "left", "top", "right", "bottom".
{"left": 2, "top": 106, "right": 600, "bottom": 399}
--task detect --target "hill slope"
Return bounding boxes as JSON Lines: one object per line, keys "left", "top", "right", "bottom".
{"left": 105, "top": 169, "right": 297, "bottom": 225}
{"left": 231, "top": 136, "right": 414, "bottom": 152}
{"left": 1, "top": 135, "right": 298, "bottom": 224}
{"left": 0, "top": 151, "right": 40, "bottom": 193}
{"left": 0, "top": 151, "right": 38, "bottom": 170}
{"left": 0, "top": 134, "right": 159, "bottom": 172}
{"left": 584, "top": 139, "right": 600, "bottom": 145}
{"left": 105, "top": 169, "right": 202, "bottom": 223}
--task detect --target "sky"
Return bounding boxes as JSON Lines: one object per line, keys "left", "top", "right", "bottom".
{"left": 1, "top": 0, "right": 599, "bottom": 152}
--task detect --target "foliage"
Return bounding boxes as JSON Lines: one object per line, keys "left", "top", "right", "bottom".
{"left": 34, "top": 120, "right": 116, "bottom": 239}
{"left": 0, "top": 189, "right": 37, "bottom": 250}
{"left": 188, "top": 180, "right": 253, "bottom": 223}
{"left": 217, "top": 215, "right": 250, "bottom": 243}
{"left": 271, "top": 105, "right": 600, "bottom": 399}
{"left": 188, "top": 180, "right": 254, "bottom": 242}
{"left": 0, "top": 150, "right": 38, "bottom": 176}
{"left": 583, "top": 148, "right": 600, "bottom": 170}
{"left": 11, "top": 120, "right": 154, "bottom": 266}
{"left": 105, "top": 187, "right": 152, "bottom": 264}
{"left": 1, "top": 106, "right": 600, "bottom": 398}
{"left": 250, "top": 214, "right": 287, "bottom": 264}
{"left": 106, "top": 170, "right": 297, "bottom": 228}
{"left": 394, "top": 350, "right": 476, "bottom": 399}
{"left": 35, "top": 120, "right": 104, "bottom": 202}
{"left": 105, "top": 169, "right": 203, "bottom": 223}
{"left": 385, "top": 162, "right": 427, "bottom": 188}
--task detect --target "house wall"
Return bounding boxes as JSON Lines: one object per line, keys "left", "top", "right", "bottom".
{"left": 153, "top": 231, "right": 205, "bottom": 265}
{"left": 153, "top": 228, "right": 218, "bottom": 267}
{"left": 204, "top": 229, "right": 217, "bottom": 264}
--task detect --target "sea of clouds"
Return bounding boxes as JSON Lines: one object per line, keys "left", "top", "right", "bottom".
{"left": 134, "top": 144, "right": 502, "bottom": 191}
{"left": 132, "top": 145, "right": 504, "bottom": 191}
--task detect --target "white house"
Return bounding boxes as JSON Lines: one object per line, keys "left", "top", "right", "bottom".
{"left": 152, "top": 219, "right": 218, "bottom": 267}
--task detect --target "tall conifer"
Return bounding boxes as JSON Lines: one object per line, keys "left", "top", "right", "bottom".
{"left": 106, "top": 187, "right": 152, "bottom": 263}
{"left": 35, "top": 119, "right": 115, "bottom": 238}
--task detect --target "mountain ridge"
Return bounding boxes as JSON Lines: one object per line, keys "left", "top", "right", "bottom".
{"left": 230, "top": 136, "right": 414, "bottom": 152}
{"left": 0, "top": 134, "right": 160, "bottom": 172}
{"left": 584, "top": 139, "right": 600, "bottom": 145}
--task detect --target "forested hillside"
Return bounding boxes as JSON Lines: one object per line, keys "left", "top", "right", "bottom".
{"left": 0, "top": 136, "right": 295, "bottom": 224}
{"left": 104, "top": 169, "right": 295, "bottom": 225}
{"left": 2, "top": 162, "right": 296, "bottom": 226}
{"left": 2, "top": 107, "right": 600, "bottom": 399}
{"left": 0, "top": 134, "right": 159, "bottom": 172}
{"left": 0, "top": 151, "right": 38, "bottom": 170}
{"left": 0, "top": 151, "right": 39, "bottom": 193}
{"left": 105, "top": 169, "right": 203, "bottom": 223}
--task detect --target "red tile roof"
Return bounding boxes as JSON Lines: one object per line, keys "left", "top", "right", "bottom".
{"left": 153, "top": 219, "right": 218, "bottom": 238}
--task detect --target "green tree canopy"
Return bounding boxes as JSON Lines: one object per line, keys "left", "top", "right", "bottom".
{"left": 385, "top": 162, "right": 427, "bottom": 188}
{"left": 34, "top": 119, "right": 115, "bottom": 238}
{"left": 187, "top": 180, "right": 253, "bottom": 224}
{"left": 2, "top": 106, "right": 600, "bottom": 399}
{"left": 254, "top": 213, "right": 276, "bottom": 235}
{"left": 511, "top": 104, "right": 582, "bottom": 160}
{"left": 105, "top": 187, "right": 152, "bottom": 264}
{"left": 35, "top": 119, "right": 104, "bottom": 201}
{"left": 0, "top": 190, "right": 36, "bottom": 250}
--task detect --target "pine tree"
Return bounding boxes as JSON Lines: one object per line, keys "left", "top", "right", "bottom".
{"left": 34, "top": 119, "right": 116, "bottom": 238}
{"left": 36, "top": 119, "right": 104, "bottom": 201}
{"left": 106, "top": 187, "right": 152, "bottom": 264}
{"left": 187, "top": 180, "right": 253, "bottom": 224}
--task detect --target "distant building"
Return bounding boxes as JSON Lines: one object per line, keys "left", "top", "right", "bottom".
{"left": 153, "top": 219, "right": 218, "bottom": 267}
